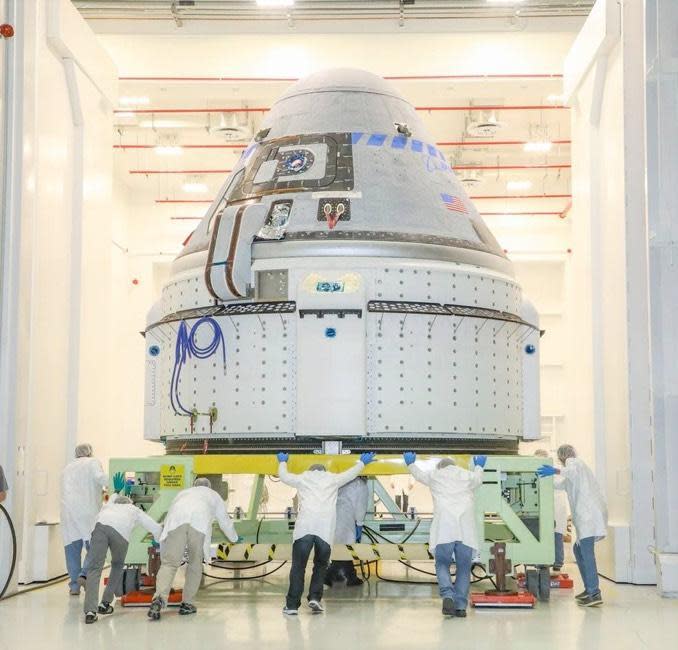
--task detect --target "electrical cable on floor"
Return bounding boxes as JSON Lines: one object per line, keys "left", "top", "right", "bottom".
{"left": 361, "top": 524, "right": 495, "bottom": 586}
{"left": 0, "top": 504, "right": 17, "bottom": 599}
{"left": 209, "top": 558, "right": 272, "bottom": 571}
{"left": 1, "top": 573, "right": 71, "bottom": 600}
{"left": 202, "top": 561, "right": 287, "bottom": 581}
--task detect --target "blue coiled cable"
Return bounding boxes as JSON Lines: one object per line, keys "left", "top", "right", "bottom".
{"left": 170, "top": 317, "right": 226, "bottom": 416}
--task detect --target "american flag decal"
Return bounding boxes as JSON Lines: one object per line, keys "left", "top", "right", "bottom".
{"left": 441, "top": 193, "right": 469, "bottom": 214}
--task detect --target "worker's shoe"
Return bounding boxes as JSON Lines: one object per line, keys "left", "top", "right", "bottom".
{"left": 97, "top": 601, "right": 114, "bottom": 615}
{"left": 69, "top": 588, "right": 80, "bottom": 596}
{"left": 147, "top": 598, "right": 163, "bottom": 621}
{"left": 575, "top": 590, "right": 588, "bottom": 601}
{"left": 454, "top": 609, "right": 467, "bottom": 618}
{"left": 578, "top": 592, "right": 603, "bottom": 607}
{"left": 282, "top": 607, "right": 298, "bottom": 616}
{"left": 85, "top": 612, "right": 98, "bottom": 624}
{"left": 178, "top": 602, "right": 197, "bottom": 616}
{"left": 346, "top": 576, "right": 364, "bottom": 587}
{"left": 442, "top": 598, "right": 455, "bottom": 616}
{"left": 307, "top": 599, "right": 324, "bottom": 613}
{"left": 552, "top": 565, "right": 563, "bottom": 573}
{"left": 77, "top": 575, "right": 87, "bottom": 588}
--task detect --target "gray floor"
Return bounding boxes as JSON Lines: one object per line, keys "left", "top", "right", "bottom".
{"left": 1, "top": 563, "right": 677, "bottom": 649}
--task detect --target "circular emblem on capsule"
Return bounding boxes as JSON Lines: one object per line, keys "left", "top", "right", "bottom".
{"left": 325, "top": 328, "right": 337, "bottom": 339}
{"left": 280, "top": 149, "right": 314, "bottom": 174}
{"left": 149, "top": 345, "right": 161, "bottom": 357}
{"left": 525, "top": 344, "right": 536, "bottom": 355}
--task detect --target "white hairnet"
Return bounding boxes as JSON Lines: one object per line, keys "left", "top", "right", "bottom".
{"left": 557, "top": 444, "right": 577, "bottom": 464}
{"left": 309, "top": 464, "right": 326, "bottom": 472}
{"left": 114, "top": 496, "right": 133, "bottom": 505}
{"left": 534, "top": 449, "right": 549, "bottom": 458}
{"left": 75, "top": 443, "right": 93, "bottom": 458}
{"left": 437, "top": 458, "right": 456, "bottom": 469}
{"left": 193, "top": 477, "right": 211, "bottom": 488}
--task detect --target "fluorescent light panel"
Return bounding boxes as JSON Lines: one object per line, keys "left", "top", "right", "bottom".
{"left": 256, "top": 0, "right": 294, "bottom": 6}
{"left": 182, "top": 182, "right": 209, "bottom": 194}
{"left": 523, "top": 141, "right": 553, "bottom": 153}
{"left": 506, "top": 180, "right": 533, "bottom": 191}
{"left": 154, "top": 145, "right": 183, "bottom": 156}
{"left": 118, "top": 96, "right": 150, "bottom": 106}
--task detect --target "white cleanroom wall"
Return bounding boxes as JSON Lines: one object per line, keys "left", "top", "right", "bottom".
{"left": 565, "top": 0, "right": 678, "bottom": 592}
{"left": 0, "top": 0, "right": 131, "bottom": 589}
{"left": 645, "top": 0, "right": 678, "bottom": 598}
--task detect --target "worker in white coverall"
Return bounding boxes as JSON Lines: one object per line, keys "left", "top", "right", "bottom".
{"left": 148, "top": 477, "right": 240, "bottom": 620}
{"left": 83, "top": 472, "right": 162, "bottom": 624}
{"left": 537, "top": 444, "right": 608, "bottom": 607}
{"left": 60, "top": 443, "right": 108, "bottom": 595}
{"left": 277, "top": 451, "right": 376, "bottom": 615}
{"left": 535, "top": 449, "right": 570, "bottom": 572}
{"left": 404, "top": 452, "right": 486, "bottom": 617}
{"left": 325, "top": 476, "right": 370, "bottom": 587}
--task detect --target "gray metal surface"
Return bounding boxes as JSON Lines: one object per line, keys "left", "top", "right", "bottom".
{"left": 179, "top": 69, "right": 507, "bottom": 272}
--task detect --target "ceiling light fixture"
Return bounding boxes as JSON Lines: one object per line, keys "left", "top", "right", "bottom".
{"left": 182, "top": 181, "right": 209, "bottom": 194}
{"left": 118, "top": 96, "right": 150, "bottom": 106}
{"left": 523, "top": 141, "right": 553, "bottom": 153}
{"left": 506, "top": 180, "right": 533, "bottom": 191}
{"left": 256, "top": 0, "right": 294, "bottom": 7}
{"left": 154, "top": 145, "right": 184, "bottom": 156}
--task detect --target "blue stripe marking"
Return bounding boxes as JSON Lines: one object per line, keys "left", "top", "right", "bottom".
{"left": 411, "top": 139, "right": 423, "bottom": 153}
{"left": 367, "top": 134, "right": 387, "bottom": 147}
{"left": 351, "top": 132, "right": 364, "bottom": 145}
{"left": 427, "top": 144, "right": 437, "bottom": 157}
{"left": 391, "top": 135, "right": 408, "bottom": 149}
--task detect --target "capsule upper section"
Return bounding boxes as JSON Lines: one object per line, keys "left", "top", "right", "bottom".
{"left": 180, "top": 68, "right": 506, "bottom": 272}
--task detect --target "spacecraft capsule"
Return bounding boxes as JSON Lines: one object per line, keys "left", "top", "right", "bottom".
{"left": 144, "top": 69, "right": 540, "bottom": 453}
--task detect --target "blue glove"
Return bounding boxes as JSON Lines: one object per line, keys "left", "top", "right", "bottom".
{"left": 355, "top": 524, "right": 363, "bottom": 541}
{"left": 151, "top": 540, "right": 160, "bottom": 549}
{"left": 112, "top": 472, "right": 125, "bottom": 493}
{"left": 473, "top": 455, "right": 487, "bottom": 468}
{"left": 124, "top": 479, "right": 134, "bottom": 496}
{"left": 536, "top": 464, "right": 557, "bottom": 478}
{"left": 360, "top": 451, "right": 376, "bottom": 465}
{"left": 277, "top": 452, "right": 289, "bottom": 463}
{"left": 403, "top": 451, "right": 416, "bottom": 466}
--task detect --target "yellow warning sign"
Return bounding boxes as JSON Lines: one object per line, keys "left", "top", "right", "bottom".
{"left": 160, "top": 464, "right": 185, "bottom": 489}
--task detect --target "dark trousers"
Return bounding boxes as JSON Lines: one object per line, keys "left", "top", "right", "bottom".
{"left": 286, "top": 535, "right": 331, "bottom": 609}
{"left": 326, "top": 560, "right": 359, "bottom": 583}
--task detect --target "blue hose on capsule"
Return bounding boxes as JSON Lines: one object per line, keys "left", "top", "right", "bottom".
{"left": 170, "top": 317, "right": 226, "bottom": 416}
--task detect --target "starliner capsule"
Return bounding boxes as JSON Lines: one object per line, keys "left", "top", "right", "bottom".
{"left": 144, "top": 68, "right": 540, "bottom": 454}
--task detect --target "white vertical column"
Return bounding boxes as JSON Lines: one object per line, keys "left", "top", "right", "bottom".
{"left": 620, "top": 0, "right": 656, "bottom": 586}
{"left": 645, "top": 0, "right": 678, "bottom": 597}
